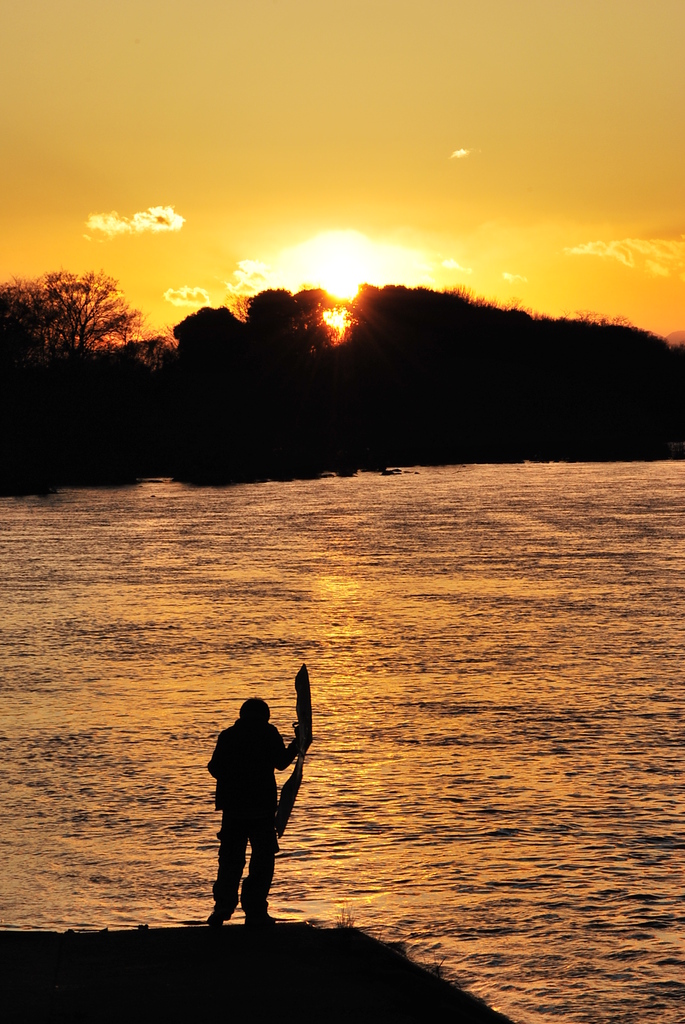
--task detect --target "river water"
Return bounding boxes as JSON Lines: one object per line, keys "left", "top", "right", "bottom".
{"left": 1, "top": 464, "right": 683, "bottom": 1023}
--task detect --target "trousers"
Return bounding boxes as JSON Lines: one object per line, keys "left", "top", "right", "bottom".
{"left": 213, "top": 812, "right": 279, "bottom": 919}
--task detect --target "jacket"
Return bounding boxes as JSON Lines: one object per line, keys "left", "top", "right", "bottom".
{"left": 208, "top": 718, "right": 298, "bottom": 817}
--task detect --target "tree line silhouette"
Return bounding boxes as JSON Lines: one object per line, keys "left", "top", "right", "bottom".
{"left": 2, "top": 270, "right": 684, "bottom": 494}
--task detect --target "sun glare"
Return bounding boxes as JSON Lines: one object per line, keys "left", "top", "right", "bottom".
{"left": 317, "top": 258, "right": 360, "bottom": 299}
{"left": 279, "top": 231, "right": 382, "bottom": 300}
{"left": 272, "top": 230, "right": 441, "bottom": 303}
{"left": 311, "top": 235, "right": 368, "bottom": 298}
{"left": 322, "top": 306, "right": 351, "bottom": 343}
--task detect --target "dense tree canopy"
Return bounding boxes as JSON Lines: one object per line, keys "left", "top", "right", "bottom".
{"left": 2, "top": 275, "right": 685, "bottom": 494}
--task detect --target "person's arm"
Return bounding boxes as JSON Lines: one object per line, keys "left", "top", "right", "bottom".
{"left": 207, "top": 733, "right": 225, "bottom": 779}
{"left": 272, "top": 725, "right": 299, "bottom": 770}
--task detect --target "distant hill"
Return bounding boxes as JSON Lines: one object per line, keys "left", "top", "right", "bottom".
{"left": 3, "top": 281, "right": 685, "bottom": 493}
{"left": 666, "top": 330, "right": 685, "bottom": 346}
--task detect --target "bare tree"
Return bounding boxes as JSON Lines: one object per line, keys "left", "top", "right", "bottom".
{"left": 0, "top": 271, "right": 155, "bottom": 369}
{"left": 37, "top": 270, "right": 142, "bottom": 360}
{"left": 0, "top": 277, "right": 46, "bottom": 367}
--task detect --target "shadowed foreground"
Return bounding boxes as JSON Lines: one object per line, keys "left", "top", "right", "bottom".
{"left": 1, "top": 924, "right": 513, "bottom": 1024}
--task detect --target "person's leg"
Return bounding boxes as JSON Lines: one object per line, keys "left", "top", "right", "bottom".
{"left": 209, "top": 815, "right": 248, "bottom": 925}
{"left": 240, "top": 817, "right": 278, "bottom": 924}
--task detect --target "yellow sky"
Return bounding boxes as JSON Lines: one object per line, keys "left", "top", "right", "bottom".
{"left": 2, "top": 0, "right": 685, "bottom": 335}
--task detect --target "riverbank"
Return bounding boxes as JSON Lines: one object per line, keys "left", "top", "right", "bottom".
{"left": 1, "top": 923, "right": 513, "bottom": 1023}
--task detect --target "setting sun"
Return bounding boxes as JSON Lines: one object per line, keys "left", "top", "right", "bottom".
{"left": 314, "top": 239, "right": 364, "bottom": 298}
{"left": 282, "top": 232, "right": 375, "bottom": 299}
{"left": 271, "top": 231, "right": 436, "bottom": 303}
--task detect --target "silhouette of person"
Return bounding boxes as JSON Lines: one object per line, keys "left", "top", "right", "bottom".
{"left": 207, "top": 697, "right": 299, "bottom": 927}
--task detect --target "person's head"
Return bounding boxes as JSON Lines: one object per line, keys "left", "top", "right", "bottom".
{"left": 239, "top": 697, "right": 270, "bottom": 725}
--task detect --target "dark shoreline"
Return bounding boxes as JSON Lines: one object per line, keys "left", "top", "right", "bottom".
{"left": 2, "top": 450, "right": 685, "bottom": 499}
{"left": 1, "top": 924, "right": 514, "bottom": 1023}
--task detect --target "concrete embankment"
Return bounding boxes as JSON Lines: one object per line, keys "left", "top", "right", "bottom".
{"left": 1, "top": 923, "right": 514, "bottom": 1023}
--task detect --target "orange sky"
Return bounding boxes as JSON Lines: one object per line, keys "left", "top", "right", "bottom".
{"left": 2, "top": 0, "right": 685, "bottom": 335}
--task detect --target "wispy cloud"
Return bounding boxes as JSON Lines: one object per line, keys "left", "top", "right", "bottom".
{"left": 442, "top": 258, "right": 472, "bottom": 274}
{"left": 565, "top": 235, "right": 685, "bottom": 278}
{"left": 449, "top": 148, "right": 471, "bottom": 160}
{"left": 86, "top": 205, "right": 185, "bottom": 240}
{"left": 565, "top": 240, "right": 635, "bottom": 267}
{"left": 163, "top": 286, "right": 210, "bottom": 308}
{"left": 645, "top": 260, "right": 670, "bottom": 278}
{"left": 225, "top": 260, "right": 282, "bottom": 296}
{"left": 503, "top": 272, "right": 528, "bottom": 284}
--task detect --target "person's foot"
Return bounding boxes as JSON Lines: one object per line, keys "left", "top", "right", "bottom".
{"left": 244, "top": 912, "right": 276, "bottom": 928}
{"left": 207, "top": 906, "right": 232, "bottom": 928}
